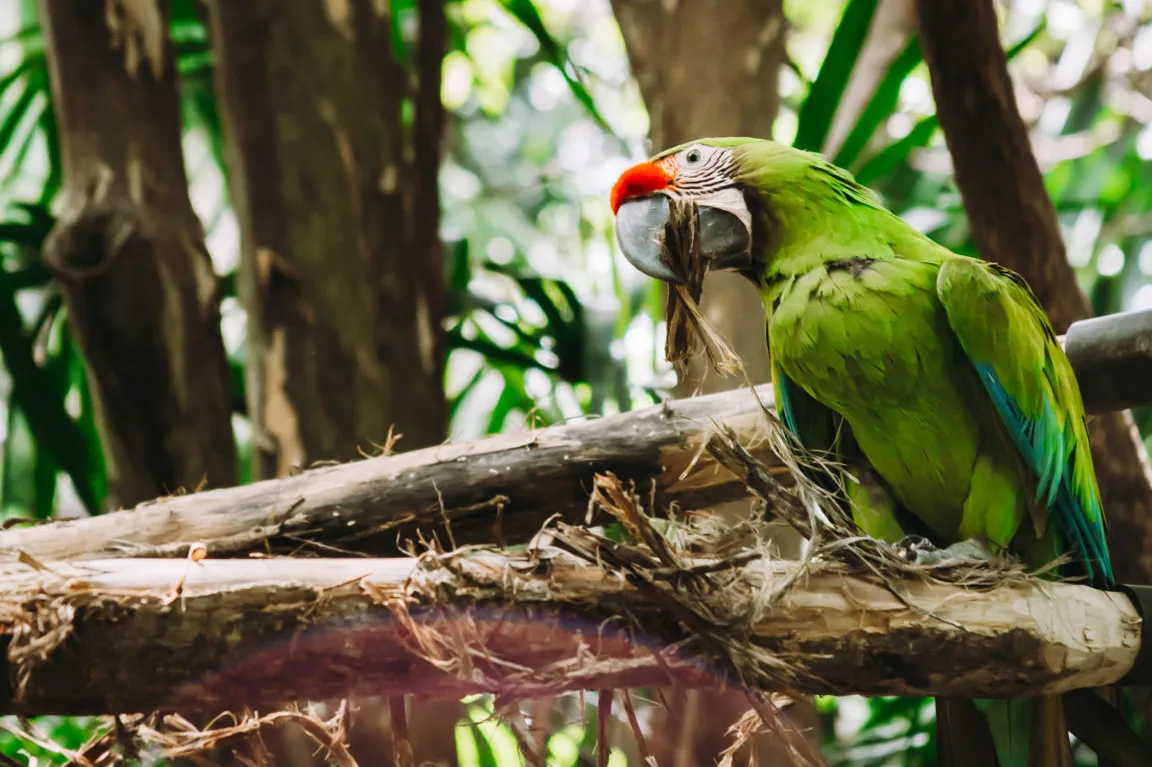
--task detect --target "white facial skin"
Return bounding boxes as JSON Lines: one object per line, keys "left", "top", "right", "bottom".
{"left": 657, "top": 144, "right": 752, "bottom": 235}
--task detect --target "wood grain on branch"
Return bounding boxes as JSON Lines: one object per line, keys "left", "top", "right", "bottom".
{"left": 0, "top": 386, "right": 782, "bottom": 562}
{"left": 0, "top": 554, "right": 1140, "bottom": 716}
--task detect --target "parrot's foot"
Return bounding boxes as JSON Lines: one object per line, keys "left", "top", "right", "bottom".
{"left": 893, "top": 535, "right": 996, "bottom": 567}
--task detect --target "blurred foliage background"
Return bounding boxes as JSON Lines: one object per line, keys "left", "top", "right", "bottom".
{"left": 0, "top": 0, "right": 1150, "bottom": 764}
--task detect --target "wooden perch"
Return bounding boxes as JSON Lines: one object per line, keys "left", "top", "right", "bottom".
{"left": 0, "top": 384, "right": 782, "bottom": 561}
{"left": 0, "top": 308, "right": 1148, "bottom": 564}
{"left": 0, "top": 552, "right": 1142, "bottom": 716}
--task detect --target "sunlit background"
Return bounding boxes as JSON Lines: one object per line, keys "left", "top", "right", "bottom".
{"left": 0, "top": 0, "right": 1150, "bottom": 764}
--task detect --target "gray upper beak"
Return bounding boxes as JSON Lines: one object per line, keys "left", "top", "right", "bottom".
{"left": 615, "top": 194, "right": 753, "bottom": 284}
{"left": 614, "top": 195, "right": 681, "bottom": 283}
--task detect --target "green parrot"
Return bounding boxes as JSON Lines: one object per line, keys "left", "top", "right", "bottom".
{"left": 610, "top": 137, "right": 1113, "bottom": 767}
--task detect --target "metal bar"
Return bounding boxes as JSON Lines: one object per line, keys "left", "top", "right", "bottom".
{"left": 1062, "top": 309, "right": 1152, "bottom": 414}
{"left": 1116, "top": 583, "right": 1152, "bottom": 686}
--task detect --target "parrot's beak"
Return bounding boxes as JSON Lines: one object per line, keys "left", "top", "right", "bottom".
{"left": 614, "top": 189, "right": 753, "bottom": 284}
{"left": 615, "top": 194, "right": 682, "bottom": 283}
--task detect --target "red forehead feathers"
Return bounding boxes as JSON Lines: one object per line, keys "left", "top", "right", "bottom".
{"left": 610, "top": 160, "right": 674, "bottom": 214}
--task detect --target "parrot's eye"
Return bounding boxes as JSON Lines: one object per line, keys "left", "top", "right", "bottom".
{"left": 685, "top": 148, "right": 703, "bottom": 165}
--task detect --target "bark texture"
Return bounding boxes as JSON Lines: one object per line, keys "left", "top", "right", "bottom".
{"left": 206, "top": 2, "right": 453, "bottom": 764}
{"left": 38, "top": 0, "right": 237, "bottom": 508}
{"left": 0, "top": 556, "right": 1140, "bottom": 715}
{"left": 915, "top": 0, "right": 1152, "bottom": 584}
{"left": 0, "top": 384, "right": 785, "bottom": 562}
{"left": 208, "top": 0, "right": 446, "bottom": 480}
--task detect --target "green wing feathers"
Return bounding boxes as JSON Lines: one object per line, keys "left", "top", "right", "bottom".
{"left": 773, "top": 362, "right": 909, "bottom": 544}
{"left": 772, "top": 361, "right": 840, "bottom": 455}
{"left": 935, "top": 257, "right": 1112, "bottom": 587}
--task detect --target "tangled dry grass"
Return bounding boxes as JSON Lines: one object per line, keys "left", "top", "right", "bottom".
{"left": 661, "top": 198, "right": 744, "bottom": 376}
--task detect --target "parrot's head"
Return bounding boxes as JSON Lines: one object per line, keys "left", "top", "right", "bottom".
{"left": 610, "top": 137, "right": 829, "bottom": 284}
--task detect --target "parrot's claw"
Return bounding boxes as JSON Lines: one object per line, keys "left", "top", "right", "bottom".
{"left": 892, "top": 535, "right": 996, "bottom": 568}
{"left": 892, "top": 534, "right": 937, "bottom": 562}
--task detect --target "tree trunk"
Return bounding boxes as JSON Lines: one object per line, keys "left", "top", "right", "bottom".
{"left": 915, "top": 0, "right": 1152, "bottom": 585}
{"left": 37, "top": 0, "right": 238, "bottom": 508}
{"left": 206, "top": 2, "right": 453, "bottom": 764}
{"left": 608, "top": 2, "right": 821, "bottom": 763}
{"left": 208, "top": 0, "right": 446, "bottom": 481}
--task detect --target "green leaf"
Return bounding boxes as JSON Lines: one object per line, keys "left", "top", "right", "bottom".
{"left": 1, "top": 400, "right": 31, "bottom": 518}
{"left": 0, "top": 79, "right": 40, "bottom": 171}
{"left": 448, "top": 364, "right": 486, "bottom": 423}
{"left": 0, "top": 270, "right": 100, "bottom": 513}
{"left": 12, "top": 201, "right": 54, "bottom": 233}
{"left": 496, "top": 0, "right": 622, "bottom": 146}
{"left": 1061, "top": 72, "right": 1104, "bottom": 139}
{"left": 518, "top": 277, "right": 573, "bottom": 334}
{"left": 32, "top": 344, "right": 70, "bottom": 520}
{"left": 486, "top": 364, "right": 546, "bottom": 433}
{"left": 38, "top": 102, "right": 62, "bottom": 205}
{"left": 486, "top": 377, "right": 521, "bottom": 434}
{"left": 793, "top": 0, "right": 880, "bottom": 153}
{"left": 448, "top": 238, "right": 471, "bottom": 293}
{"left": 0, "top": 51, "right": 40, "bottom": 101}
{"left": 854, "top": 115, "right": 937, "bottom": 185}
{"left": 0, "top": 223, "right": 52, "bottom": 254}
{"left": 1004, "top": 21, "right": 1046, "bottom": 61}
{"left": 852, "top": 21, "right": 1043, "bottom": 187}
{"left": 467, "top": 713, "right": 499, "bottom": 767}
{"left": 388, "top": 0, "right": 416, "bottom": 67}
{"left": 0, "top": 24, "right": 42, "bottom": 47}
{"left": 447, "top": 328, "right": 548, "bottom": 372}
{"left": 833, "top": 36, "right": 923, "bottom": 170}
{"left": 1, "top": 313, "right": 66, "bottom": 520}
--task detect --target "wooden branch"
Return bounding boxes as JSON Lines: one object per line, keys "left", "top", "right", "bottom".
{"left": 1064, "top": 310, "right": 1152, "bottom": 415}
{"left": 0, "top": 553, "right": 1141, "bottom": 715}
{"left": 0, "top": 309, "right": 1147, "bottom": 563}
{"left": 0, "top": 385, "right": 783, "bottom": 562}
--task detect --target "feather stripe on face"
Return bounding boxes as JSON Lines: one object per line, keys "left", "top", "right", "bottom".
{"left": 611, "top": 144, "right": 738, "bottom": 213}
{"left": 666, "top": 148, "right": 737, "bottom": 198}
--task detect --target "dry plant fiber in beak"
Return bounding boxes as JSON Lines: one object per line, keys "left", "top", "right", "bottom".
{"left": 662, "top": 198, "right": 744, "bottom": 376}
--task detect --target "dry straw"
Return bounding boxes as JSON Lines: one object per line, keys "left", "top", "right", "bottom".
{"left": 661, "top": 199, "right": 745, "bottom": 377}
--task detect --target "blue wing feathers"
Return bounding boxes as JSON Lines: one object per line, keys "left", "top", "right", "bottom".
{"left": 974, "top": 362, "right": 1113, "bottom": 587}
{"left": 776, "top": 372, "right": 803, "bottom": 445}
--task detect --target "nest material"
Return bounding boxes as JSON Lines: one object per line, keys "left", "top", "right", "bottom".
{"left": 402, "top": 401, "right": 1042, "bottom": 664}
{"left": 384, "top": 408, "right": 1039, "bottom": 767}
{"left": 661, "top": 199, "right": 745, "bottom": 376}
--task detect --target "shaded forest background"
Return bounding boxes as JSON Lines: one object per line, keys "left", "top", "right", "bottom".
{"left": 0, "top": 0, "right": 1150, "bottom": 764}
